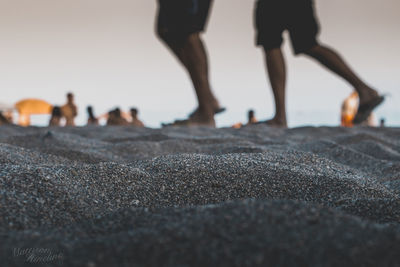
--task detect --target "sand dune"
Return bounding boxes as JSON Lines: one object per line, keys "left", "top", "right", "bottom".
{"left": 0, "top": 125, "right": 399, "bottom": 266}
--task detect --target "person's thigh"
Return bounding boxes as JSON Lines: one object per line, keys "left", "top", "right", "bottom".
{"left": 287, "top": 0, "right": 320, "bottom": 54}
{"left": 193, "top": 0, "right": 213, "bottom": 33}
{"left": 254, "top": 0, "right": 286, "bottom": 51}
{"left": 157, "top": 0, "right": 212, "bottom": 37}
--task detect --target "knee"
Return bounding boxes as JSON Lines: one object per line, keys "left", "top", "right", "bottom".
{"left": 299, "top": 44, "right": 321, "bottom": 57}
{"left": 186, "top": 32, "right": 201, "bottom": 44}
{"left": 156, "top": 26, "right": 194, "bottom": 47}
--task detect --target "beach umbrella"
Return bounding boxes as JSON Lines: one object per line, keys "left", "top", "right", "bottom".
{"left": 15, "top": 98, "right": 53, "bottom": 115}
{"left": 14, "top": 98, "right": 53, "bottom": 126}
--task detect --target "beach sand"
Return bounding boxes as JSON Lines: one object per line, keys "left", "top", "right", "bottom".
{"left": 0, "top": 125, "right": 399, "bottom": 266}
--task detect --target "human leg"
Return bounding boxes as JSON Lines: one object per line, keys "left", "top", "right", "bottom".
{"left": 264, "top": 47, "right": 288, "bottom": 127}
{"left": 303, "top": 44, "right": 380, "bottom": 107}
{"left": 156, "top": 0, "right": 218, "bottom": 126}
{"left": 255, "top": 0, "right": 288, "bottom": 127}
{"left": 289, "top": 0, "right": 384, "bottom": 124}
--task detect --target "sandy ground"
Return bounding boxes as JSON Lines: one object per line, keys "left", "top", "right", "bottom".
{"left": 0, "top": 125, "right": 399, "bottom": 266}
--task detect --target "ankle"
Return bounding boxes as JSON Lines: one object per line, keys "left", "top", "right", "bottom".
{"left": 357, "top": 86, "right": 378, "bottom": 102}
{"left": 196, "top": 106, "right": 214, "bottom": 119}
{"left": 274, "top": 114, "right": 287, "bottom": 123}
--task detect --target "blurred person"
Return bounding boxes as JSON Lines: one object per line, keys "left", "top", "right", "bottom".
{"left": 0, "top": 112, "right": 11, "bottom": 125}
{"left": 106, "top": 109, "right": 118, "bottom": 126}
{"left": 49, "top": 106, "right": 62, "bottom": 126}
{"left": 247, "top": 109, "right": 258, "bottom": 125}
{"left": 232, "top": 109, "right": 258, "bottom": 129}
{"left": 130, "top": 108, "right": 145, "bottom": 127}
{"left": 341, "top": 91, "right": 375, "bottom": 127}
{"left": 254, "top": 0, "right": 384, "bottom": 127}
{"left": 0, "top": 103, "right": 14, "bottom": 124}
{"left": 87, "top": 106, "right": 99, "bottom": 125}
{"left": 341, "top": 92, "right": 358, "bottom": 127}
{"left": 107, "top": 108, "right": 129, "bottom": 126}
{"left": 380, "top": 118, "right": 385, "bottom": 127}
{"left": 232, "top": 122, "right": 242, "bottom": 129}
{"left": 61, "top": 92, "right": 78, "bottom": 126}
{"left": 121, "top": 110, "right": 132, "bottom": 122}
{"left": 3, "top": 110, "right": 14, "bottom": 124}
{"left": 366, "top": 113, "right": 376, "bottom": 127}
{"left": 156, "top": 0, "right": 224, "bottom": 127}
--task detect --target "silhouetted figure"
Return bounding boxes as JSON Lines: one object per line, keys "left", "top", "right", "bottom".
{"left": 254, "top": 0, "right": 384, "bottom": 127}
{"left": 87, "top": 106, "right": 99, "bottom": 125}
{"left": 61, "top": 92, "right": 78, "bottom": 126}
{"left": 0, "top": 112, "right": 11, "bottom": 125}
{"left": 341, "top": 92, "right": 358, "bottom": 127}
{"left": 380, "top": 118, "right": 385, "bottom": 128}
{"left": 232, "top": 110, "right": 258, "bottom": 129}
{"left": 107, "top": 108, "right": 129, "bottom": 126}
{"left": 2, "top": 110, "right": 13, "bottom": 124}
{"left": 49, "top": 106, "right": 62, "bottom": 126}
{"left": 130, "top": 108, "right": 145, "bottom": 127}
{"left": 247, "top": 109, "right": 258, "bottom": 125}
{"left": 156, "top": 0, "right": 224, "bottom": 126}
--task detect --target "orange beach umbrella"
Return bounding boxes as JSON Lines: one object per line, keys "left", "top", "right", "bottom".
{"left": 14, "top": 98, "right": 53, "bottom": 126}
{"left": 15, "top": 99, "right": 53, "bottom": 115}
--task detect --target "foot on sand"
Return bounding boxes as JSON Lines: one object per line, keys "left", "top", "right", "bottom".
{"left": 162, "top": 112, "right": 216, "bottom": 127}
{"left": 163, "top": 118, "right": 216, "bottom": 127}
{"left": 257, "top": 117, "right": 288, "bottom": 128}
{"left": 353, "top": 95, "right": 385, "bottom": 125}
{"left": 189, "top": 106, "right": 226, "bottom": 119}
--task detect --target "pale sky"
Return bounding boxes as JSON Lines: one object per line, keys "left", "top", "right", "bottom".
{"left": 0, "top": 0, "right": 399, "bottom": 127}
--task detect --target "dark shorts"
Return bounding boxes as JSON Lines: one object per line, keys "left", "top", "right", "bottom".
{"left": 255, "top": 0, "right": 320, "bottom": 54}
{"left": 157, "top": 0, "right": 212, "bottom": 37}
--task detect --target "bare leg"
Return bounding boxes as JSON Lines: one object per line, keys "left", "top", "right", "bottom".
{"left": 304, "top": 44, "right": 379, "bottom": 105}
{"left": 158, "top": 32, "right": 219, "bottom": 126}
{"left": 182, "top": 34, "right": 220, "bottom": 118}
{"left": 264, "top": 47, "right": 288, "bottom": 127}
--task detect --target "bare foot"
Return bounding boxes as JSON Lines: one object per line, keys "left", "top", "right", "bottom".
{"left": 163, "top": 111, "right": 215, "bottom": 127}
{"left": 353, "top": 85, "right": 385, "bottom": 125}
{"left": 357, "top": 85, "right": 379, "bottom": 106}
{"left": 165, "top": 118, "right": 215, "bottom": 127}
{"left": 189, "top": 100, "right": 226, "bottom": 118}
{"left": 353, "top": 95, "right": 385, "bottom": 125}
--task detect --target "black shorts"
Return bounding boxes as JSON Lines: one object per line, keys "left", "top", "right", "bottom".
{"left": 157, "top": 0, "right": 212, "bottom": 37}
{"left": 255, "top": 0, "right": 320, "bottom": 54}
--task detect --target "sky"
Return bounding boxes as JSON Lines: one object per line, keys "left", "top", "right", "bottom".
{"left": 0, "top": 0, "right": 399, "bottom": 127}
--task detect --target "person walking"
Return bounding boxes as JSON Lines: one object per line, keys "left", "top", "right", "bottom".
{"left": 156, "top": 0, "right": 224, "bottom": 126}
{"left": 254, "top": 0, "right": 384, "bottom": 127}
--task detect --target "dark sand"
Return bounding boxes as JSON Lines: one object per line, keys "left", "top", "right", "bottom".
{"left": 0, "top": 125, "right": 399, "bottom": 266}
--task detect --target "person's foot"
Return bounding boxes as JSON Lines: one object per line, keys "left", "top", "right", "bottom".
{"left": 188, "top": 100, "right": 225, "bottom": 119}
{"left": 357, "top": 86, "right": 379, "bottom": 106}
{"left": 188, "top": 107, "right": 226, "bottom": 119}
{"left": 353, "top": 95, "right": 385, "bottom": 125}
{"left": 162, "top": 110, "right": 216, "bottom": 127}
{"left": 257, "top": 117, "right": 287, "bottom": 128}
{"left": 354, "top": 86, "right": 385, "bottom": 125}
{"left": 163, "top": 118, "right": 216, "bottom": 127}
